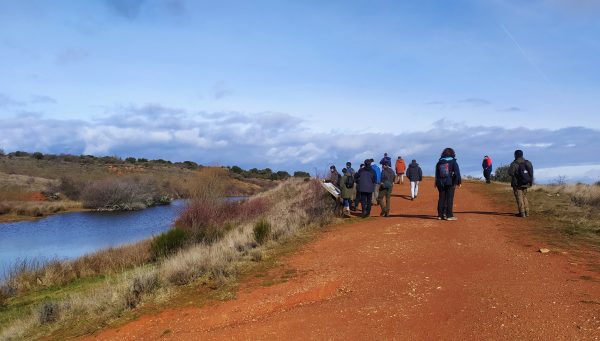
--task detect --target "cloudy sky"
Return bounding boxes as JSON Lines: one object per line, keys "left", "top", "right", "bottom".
{"left": 1, "top": 0, "right": 599, "bottom": 182}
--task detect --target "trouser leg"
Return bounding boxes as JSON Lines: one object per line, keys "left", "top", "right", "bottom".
{"left": 410, "top": 181, "right": 416, "bottom": 198}
{"left": 513, "top": 188, "right": 524, "bottom": 214}
{"left": 446, "top": 186, "right": 455, "bottom": 217}
{"left": 384, "top": 187, "right": 391, "bottom": 214}
{"left": 437, "top": 187, "right": 446, "bottom": 217}
{"left": 372, "top": 186, "right": 379, "bottom": 204}
{"left": 415, "top": 181, "right": 419, "bottom": 197}
{"left": 364, "top": 192, "right": 372, "bottom": 216}
{"left": 522, "top": 188, "right": 529, "bottom": 214}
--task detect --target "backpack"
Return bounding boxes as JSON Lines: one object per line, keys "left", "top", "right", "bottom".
{"left": 516, "top": 162, "right": 532, "bottom": 187}
{"left": 345, "top": 175, "right": 355, "bottom": 189}
{"left": 438, "top": 161, "right": 453, "bottom": 186}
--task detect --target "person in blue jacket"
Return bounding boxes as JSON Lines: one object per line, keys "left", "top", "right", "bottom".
{"left": 370, "top": 158, "right": 382, "bottom": 204}
{"left": 434, "top": 148, "right": 462, "bottom": 221}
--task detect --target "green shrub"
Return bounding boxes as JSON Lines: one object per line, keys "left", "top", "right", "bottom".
{"left": 293, "top": 171, "right": 310, "bottom": 178}
{"left": 253, "top": 220, "right": 271, "bottom": 245}
{"left": 150, "top": 228, "right": 189, "bottom": 260}
{"left": 491, "top": 165, "right": 511, "bottom": 183}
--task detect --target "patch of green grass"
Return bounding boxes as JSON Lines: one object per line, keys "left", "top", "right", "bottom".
{"left": 0, "top": 274, "right": 107, "bottom": 332}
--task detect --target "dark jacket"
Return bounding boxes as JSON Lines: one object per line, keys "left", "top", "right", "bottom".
{"left": 508, "top": 157, "right": 534, "bottom": 188}
{"left": 435, "top": 157, "right": 461, "bottom": 188}
{"left": 379, "top": 156, "right": 392, "bottom": 167}
{"left": 357, "top": 165, "right": 376, "bottom": 193}
{"left": 406, "top": 161, "right": 423, "bottom": 182}
{"left": 381, "top": 167, "right": 395, "bottom": 186}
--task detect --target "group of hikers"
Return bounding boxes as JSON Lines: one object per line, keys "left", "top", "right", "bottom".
{"left": 327, "top": 148, "right": 534, "bottom": 220}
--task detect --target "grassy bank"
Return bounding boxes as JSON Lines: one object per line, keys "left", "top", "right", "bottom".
{"left": 0, "top": 171, "right": 334, "bottom": 340}
{"left": 479, "top": 180, "right": 600, "bottom": 251}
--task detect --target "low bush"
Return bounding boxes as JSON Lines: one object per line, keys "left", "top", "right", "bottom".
{"left": 253, "top": 220, "right": 271, "bottom": 245}
{"left": 81, "top": 176, "right": 170, "bottom": 210}
{"left": 150, "top": 228, "right": 189, "bottom": 260}
{"left": 491, "top": 165, "right": 511, "bottom": 183}
{"left": 38, "top": 302, "right": 60, "bottom": 325}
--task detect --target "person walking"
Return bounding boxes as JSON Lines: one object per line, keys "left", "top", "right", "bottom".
{"left": 395, "top": 156, "right": 407, "bottom": 184}
{"left": 482, "top": 155, "right": 493, "bottom": 184}
{"left": 370, "top": 159, "right": 382, "bottom": 205}
{"left": 434, "top": 148, "right": 462, "bottom": 221}
{"left": 377, "top": 163, "right": 395, "bottom": 217}
{"left": 339, "top": 168, "right": 354, "bottom": 217}
{"left": 406, "top": 159, "right": 423, "bottom": 200}
{"left": 508, "top": 150, "right": 534, "bottom": 217}
{"left": 356, "top": 159, "right": 377, "bottom": 218}
{"left": 379, "top": 153, "right": 392, "bottom": 167}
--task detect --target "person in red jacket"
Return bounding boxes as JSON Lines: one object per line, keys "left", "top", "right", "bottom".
{"left": 395, "top": 156, "right": 406, "bottom": 184}
{"left": 482, "top": 155, "right": 493, "bottom": 184}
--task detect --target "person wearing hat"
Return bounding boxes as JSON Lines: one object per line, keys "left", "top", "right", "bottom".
{"left": 508, "top": 150, "right": 534, "bottom": 217}
{"left": 356, "top": 159, "right": 377, "bottom": 218}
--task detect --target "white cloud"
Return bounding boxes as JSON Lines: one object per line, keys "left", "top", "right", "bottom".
{"left": 0, "top": 106, "right": 598, "bottom": 179}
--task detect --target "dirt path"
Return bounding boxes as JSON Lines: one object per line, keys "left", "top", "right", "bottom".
{"left": 84, "top": 179, "right": 600, "bottom": 340}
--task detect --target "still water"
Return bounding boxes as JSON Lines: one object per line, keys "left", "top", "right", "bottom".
{"left": 0, "top": 200, "right": 186, "bottom": 275}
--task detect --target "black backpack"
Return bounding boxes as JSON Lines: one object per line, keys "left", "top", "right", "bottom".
{"left": 516, "top": 162, "right": 532, "bottom": 187}
{"left": 345, "top": 175, "right": 355, "bottom": 189}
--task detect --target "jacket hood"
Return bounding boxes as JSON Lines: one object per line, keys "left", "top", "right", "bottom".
{"left": 409, "top": 162, "right": 419, "bottom": 167}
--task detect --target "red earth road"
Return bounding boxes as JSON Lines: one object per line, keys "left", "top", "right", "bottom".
{"left": 84, "top": 178, "right": 600, "bottom": 340}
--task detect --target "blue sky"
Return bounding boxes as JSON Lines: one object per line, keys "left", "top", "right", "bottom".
{"left": 1, "top": 0, "right": 599, "bottom": 182}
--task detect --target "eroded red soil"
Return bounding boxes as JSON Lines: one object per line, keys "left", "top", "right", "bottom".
{"left": 84, "top": 179, "right": 600, "bottom": 340}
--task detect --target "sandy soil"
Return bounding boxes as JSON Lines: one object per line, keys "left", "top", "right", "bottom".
{"left": 83, "top": 178, "right": 600, "bottom": 340}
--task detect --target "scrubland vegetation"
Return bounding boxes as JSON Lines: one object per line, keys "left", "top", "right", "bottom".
{"left": 527, "top": 182, "right": 600, "bottom": 244}
{"left": 0, "top": 168, "right": 333, "bottom": 340}
{"left": 485, "top": 169, "right": 600, "bottom": 247}
{"left": 0, "top": 151, "right": 287, "bottom": 222}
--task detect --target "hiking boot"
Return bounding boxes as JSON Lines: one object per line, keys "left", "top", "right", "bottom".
{"left": 411, "top": 197, "right": 414, "bottom": 201}
{"left": 446, "top": 216, "right": 458, "bottom": 221}
{"left": 525, "top": 211, "right": 529, "bottom": 217}
{"left": 437, "top": 216, "right": 444, "bottom": 220}
{"left": 380, "top": 211, "right": 385, "bottom": 216}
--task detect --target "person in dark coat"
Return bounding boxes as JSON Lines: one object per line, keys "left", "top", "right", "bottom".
{"left": 353, "top": 163, "right": 364, "bottom": 211}
{"left": 434, "top": 148, "right": 462, "bottom": 220}
{"left": 379, "top": 153, "right": 392, "bottom": 167}
{"left": 507, "top": 150, "right": 534, "bottom": 217}
{"left": 406, "top": 159, "right": 423, "bottom": 200}
{"left": 356, "top": 159, "right": 376, "bottom": 218}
